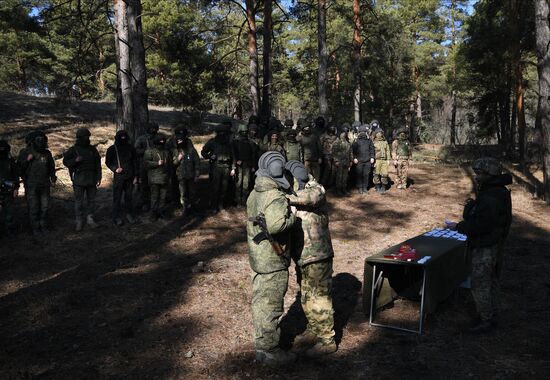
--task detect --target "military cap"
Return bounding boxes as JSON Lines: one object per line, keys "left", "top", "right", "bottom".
{"left": 472, "top": 157, "right": 502, "bottom": 176}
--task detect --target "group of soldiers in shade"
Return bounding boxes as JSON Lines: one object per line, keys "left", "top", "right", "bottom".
{"left": 202, "top": 115, "right": 413, "bottom": 214}
{"left": 0, "top": 123, "right": 200, "bottom": 235}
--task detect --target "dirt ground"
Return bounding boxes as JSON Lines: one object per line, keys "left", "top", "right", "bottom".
{"left": 1, "top": 94, "right": 550, "bottom": 379}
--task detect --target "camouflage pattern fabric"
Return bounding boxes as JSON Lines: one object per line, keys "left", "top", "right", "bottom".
{"left": 304, "top": 160, "right": 321, "bottom": 180}
{"left": 373, "top": 138, "right": 391, "bottom": 185}
{"left": 251, "top": 269, "right": 289, "bottom": 351}
{"left": 265, "top": 142, "right": 286, "bottom": 158}
{"left": 284, "top": 141, "right": 303, "bottom": 162}
{"left": 247, "top": 175, "right": 295, "bottom": 273}
{"left": 201, "top": 136, "right": 234, "bottom": 210}
{"left": 287, "top": 175, "right": 334, "bottom": 266}
{"left": 144, "top": 147, "right": 171, "bottom": 185}
{"left": 331, "top": 138, "right": 352, "bottom": 193}
{"left": 63, "top": 145, "right": 102, "bottom": 187}
{"left": 177, "top": 179, "right": 193, "bottom": 209}
{"left": 135, "top": 133, "right": 156, "bottom": 207}
{"left": 394, "top": 159, "right": 409, "bottom": 188}
{"left": 150, "top": 183, "right": 167, "bottom": 217}
{"left": 73, "top": 185, "right": 97, "bottom": 219}
{"left": 471, "top": 245, "right": 501, "bottom": 321}
{"left": 26, "top": 185, "right": 50, "bottom": 231}
{"left": 301, "top": 259, "right": 336, "bottom": 345}
{"left": 235, "top": 162, "right": 254, "bottom": 205}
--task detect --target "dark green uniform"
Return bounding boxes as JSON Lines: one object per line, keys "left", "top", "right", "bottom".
{"left": 201, "top": 133, "right": 234, "bottom": 211}
{"left": 0, "top": 142, "right": 19, "bottom": 234}
{"left": 298, "top": 129, "right": 322, "bottom": 180}
{"left": 232, "top": 133, "right": 258, "bottom": 205}
{"left": 144, "top": 140, "right": 171, "bottom": 219}
{"left": 18, "top": 138, "right": 56, "bottom": 232}
{"left": 331, "top": 134, "right": 352, "bottom": 194}
{"left": 172, "top": 139, "right": 200, "bottom": 210}
{"left": 284, "top": 138, "right": 303, "bottom": 162}
{"left": 135, "top": 128, "right": 158, "bottom": 210}
{"left": 319, "top": 129, "right": 338, "bottom": 187}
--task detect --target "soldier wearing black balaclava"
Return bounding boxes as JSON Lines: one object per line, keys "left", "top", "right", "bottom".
{"left": 18, "top": 132, "right": 57, "bottom": 235}
{"left": 144, "top": 133, "right": 171, "bottom": 221}
{"left": 319, "top": 125, "right": 338, "bottom": 187}
{"left": 106, "top": 130, "right": 138, "bottom": 226}
{"left": 135, "top": 122, "right": 159, "bottom": 211}
{"left": 352, "top": 125, "right": 375, "bottom": 194}
{"left": 172, "top": 127, "right": 200, "bottom": 213}
{"left": 201, "top": 122, "right": 235, "bottom": 213}
{"left": 0, "top": 140, "right": 19, "bottom": 235}
{"left": 63, "top": 128, "right": 102, "bottom": 231}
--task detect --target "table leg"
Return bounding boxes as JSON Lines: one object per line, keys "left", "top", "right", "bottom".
{"left": 419, "top": 267, "right": 427, "bottom": 334}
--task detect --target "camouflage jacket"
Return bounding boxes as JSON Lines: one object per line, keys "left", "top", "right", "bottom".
{"left": 392, "top": 139, "right": 411, "bottom": 159}
{"left": 297, "top": 133, "right": 322, "bottom": 161}
{"left": 247, "top": 176, "right": 296, "bottom": 273}
{"left": 287, "top": 176, "right": 334, "bottom": 266}
{"left": 172, "top": 140, "right": 200, "bottom": 180}
{"left": 63, "top": 144, "right": 102, "bottom": 187}
{"left": 331, "top": 138, "right": 352, "bottom": 165}
{"left": 18, "top": 147, "right": 56, "bottom": 187}
{"left": 144, "top": 147, "right": 171, "bottom": 184}
{"left": 284, "top": 141, "right": 303, "bottom": 162}
{"left": 319, "top": 133, "right": 338, "bottom": 156}
{"left": 373, "top": 138, "right": 391, "bottom": 160}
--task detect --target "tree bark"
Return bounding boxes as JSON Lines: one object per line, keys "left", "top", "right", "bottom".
{"left": 535, "top": 0, "right": 550, "bottom": 202}
{"left": 261, "top": 0, "right": 272, "bottom": 119}
{"left": 127, "top": 0, "right": 148, "bottom": 140}
{"left": 317, "top": 0, "right": 328, "bottom": 117}
{"left": 352, "top": 0, "right": 362, "bottom": 123}
{"left": 246, "top": 0, "right": 260, "bottom": 116}
{"left": 450, "top": 0, "right": 457, "bottom": 146}
{"left": 114, "top": 0, "right": 133, "bottom": 137}
{"left": 516, "top": 62, "right": 527, "bottom": 165}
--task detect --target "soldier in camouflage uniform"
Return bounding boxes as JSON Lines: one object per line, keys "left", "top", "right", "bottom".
{"left": 63, "top": 128, "right": 102, "bottom": 231}
{"left": 18, "top": 132, "right": 57, "bottom": 235}
{"left": 297, "top": 124, "right": 322, "bottom": 180}
{"left": 135, "top": 122, "right": 159, "bottom": 211}
{"left": 172, "top": 128, "right": 200, "bottom": 213}
{"left": 372, "top": 129, "right": 392, "bottom": 194}
{"left": 201, "top": 123, "right": 235, "bottom": 213}
{"left": 246, "top": 151, "right": 296, "bottom": 367}
{"left": 249, "top": 124, "right": 264, "bottom": 156}
{"left": 319, "top": 125, "right": 338, "bottom": 187}
{"left": 449, "top": 158, "right": 512, "bottom": 333}
{"left": 0, "top": 140, "right": 19, "bottom": 235}
{"left": 284, "top": 129, "right": 303, "bottom": 162}
{"left": 285, "top": 160, "right": 337, "bottom": 358}
{"left": 331, "top": 129, "right": 353, "bottom": 195}
{"left": 392, "top": 129, "right": 412, "bottom": 189}
{"left": 232, "top": 124, "right": 258, "bottom": 205}
{"left": 144, "top": 133, "right": 171, "bottom": 221}
{"left": 264, "top": 131, "right": 286, "bottom": 158}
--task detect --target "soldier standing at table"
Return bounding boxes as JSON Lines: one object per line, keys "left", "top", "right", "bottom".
{"left": 246, "top": 151, "right": 296, "bottom": 367}
{"left": 392, "top": 129, "right": 412, "bottom": 189}
{"left": 201, "top": 123, "right": 235, "bottom": 213}
{"left": 232, "top": 124, "right": 258, "bottom": 206}
{"left": 372, "top": 129, "right": 392, "bottom": 194}
{"left": 448, "top": 158, "right": 512, "bottom": 333}
{"left": 285, "top": 160, "right": 337, "bottom": 358}
{"left": 331, "top": 128, "right": 353, "bottom": 195}
{"left": 135, "top": 122, "right": 159, "bottom": 212}
{"left": 0, "top": 140, "right": 19, "bottom": 235}
{"left": 105, "top": 130, "right": 138, "bottom": 226}
{"left": 18, "top": 132, "right": 57, "bottom": 235}
{"left": 63, "top": 128, "right": 102, "bottom": 232}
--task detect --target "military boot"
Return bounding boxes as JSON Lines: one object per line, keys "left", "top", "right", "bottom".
{"left": 304, "top": 341, "right": 338, "bottom": 358}
{"left": 255, "top": 348, "right": 296, "bottom": 367}
{"left": 75, "top": 218, "right": 84, "bottom": 232}
{"left": 86, "top": 215, "right": 99, "bottom": 228}
{"left": 292, "top": 330, "right": 317, "bottom": 352}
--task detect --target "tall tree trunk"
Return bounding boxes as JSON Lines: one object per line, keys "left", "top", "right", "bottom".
{"left": 317, "top": 0, "right": 328, "bottom": 117}
{"left": 516, "top": 63, "right": 527, "bottom": 165}
{"left": 451, "top": 91, "right": 457, "bottom": 145}
{"left": 261, "top": 0, "right": 272, "bottom": 119}
{"left": 114, "top": 0, "right": 133, "bottom": 136}
{"left": 450, "top": 0, "right": 457, "bottom": 146}
{"left": 535, "top": 0, "right": 550, "bottom": 202}
{"left": 246, "top": 0, "right": 260, "bottom": 116}
{"left": 127, "top": 0, "right": 148, "bottom": 140}
{"left": 352, "top": 0, "right": 362, "bottom": 123}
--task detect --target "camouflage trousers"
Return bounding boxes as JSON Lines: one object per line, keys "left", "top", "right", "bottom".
{"left": 26, "top": 185, "right": 50, "bottom": 230}
{"left": 251, "top": 269, "right": 289, "bottom": 351}
{"left": 74, "top": 185, "right": 97, "bottom": 220}
{"left": 395, "top": 159, "right": 409, "bottom": 188}
{"left": 333, "top": 163, "right": 349, "bottom": 193}
{"left": 373, "top": 159, "right": 389, "bottom": 185}
{"left": 209, "top": 163, "right": 232, "bottom": 210}
{"left": 235, "top": 163, "right": 253, "bottom": 205}
{"left": 471, "top": 245, "right": 501, "bottom": 321}
{"left": 177, "top": 178, "right": 194, "bottom": 209}
{"left": 304, "top": 160, "right": 321, "bottom": 181}
{"left": 321, "top": 156, "right": 334, "bottom": 187}
{"left": 138, "top": 166, "right": 150, "bottom": 208}
{"left": 150, "top": 183, "right": 167, "bottom": 218}
{"left": 301, "top": 259, "right": 335, "bottom": 344}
